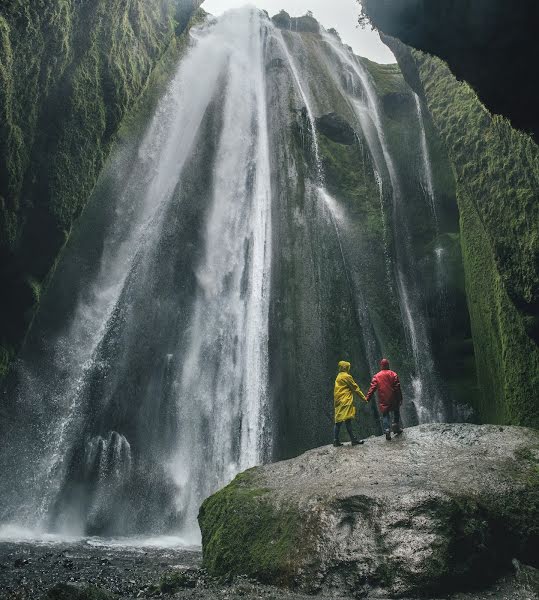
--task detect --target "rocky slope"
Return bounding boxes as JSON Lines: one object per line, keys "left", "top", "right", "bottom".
{"left": 377, "top": 37, "right": 539, "bottom": 428}
{"left": 199, "top": 424, "right": 539, "bottom": 597}
{"left": 0, "top": 0, "right": 202, "bottom": 379}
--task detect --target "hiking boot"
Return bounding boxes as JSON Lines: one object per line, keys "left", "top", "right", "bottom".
{"left": 333, "top": 440, "right": 343, "bottom": 447}
{"left": 392, "top": 423, "right": 403, "bottom": 436}
{"left": 385, "top": 429, "right": 391, "bottom": 441}
{"left": 351, "top": 439, "right": 364, "bottom": 446}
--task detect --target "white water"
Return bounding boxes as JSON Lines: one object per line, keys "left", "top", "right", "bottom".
{"left": 164, "top": 8, "right": 273, "bottom": 542}
{"left": 320, "top": 32, "right": 446, "bottom": 422}
{"left": 414, "top": 92, "right": 438, "bottom": 226}
{"left": 1, "top": 8, "right": 273, "bottom": 542}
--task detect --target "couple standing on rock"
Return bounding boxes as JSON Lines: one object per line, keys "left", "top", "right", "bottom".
{"left": 333, "top": 359, "right": 403, "bottom": 446}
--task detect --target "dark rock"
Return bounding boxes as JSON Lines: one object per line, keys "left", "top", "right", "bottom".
{"left": 199, "top": 424, "right": 539, "bottom": 597}
{"left": 381, "top": 91, "right": 415, "bottom": 118}
{"left": 14, "top": 558, "right": 30, "bottom": 568}
{"left": 159, "top": 568, "right": 202, "bottom": 592}
{"left": 44, "top": 583, "right": 114, "bottom": 599}
{"left": 266, "top": 58, "right": 286, "bottom": 71}
{"left": 271, "top": 10, "right": 320, "bottom": 33}
{"left": 360, "top": 0, "right": 539, "bottom": 142}
{"left": 315, "top": 113, "right": 356, "bottom": 145}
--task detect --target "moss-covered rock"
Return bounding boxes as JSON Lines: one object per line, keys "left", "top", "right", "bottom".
{"left": 0, "top": 0, "right": 202, "bottom": 380}
{"left": 199, "top": 470, "right": 310, "bottom": 586}
{"left": 199, "top": 424, "right": 539, "bottom": 597}
{"left": 381, "top": 36, "right": 539, "bottom": 428}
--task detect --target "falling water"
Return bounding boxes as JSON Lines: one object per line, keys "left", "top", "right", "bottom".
{"left": 414, "top": 93, "right": 438, "bottom": 226}
{"left": 0, "top": 7, "right": 273, "bottom": 542}
{"left": 320, "top": 32, "right": 447, "bottom": 422}
{"left": 168, "top": 10, "right": 272, "bottom": 537}
{"left": 0, "top": 9, "right": 461, "bottom": 543}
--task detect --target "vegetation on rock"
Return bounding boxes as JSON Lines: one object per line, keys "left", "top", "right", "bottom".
{"left": 0, "top": 0, "right": 201, "bottom": 379}
{"left": 199, "top": 470, "right": 310, "bottom": 585}
{"left": 382, "top": 36, "right": 539, "bottom": 427}
{"left": 199, "top": 424, "right": 539, "bottom": 597}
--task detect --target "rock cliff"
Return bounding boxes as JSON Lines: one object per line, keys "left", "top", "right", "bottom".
{"left": 199, "top": 424, "right": 539, "bottom": 597}
{"left": 376, "top": 36, "right": 539, "bottom": 428}
{"left": 0, "top": 0, "right": 202, "bottom": 378}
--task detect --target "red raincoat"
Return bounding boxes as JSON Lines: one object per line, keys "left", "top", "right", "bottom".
{"left": 365, "top": 360, "right": 402, "bottom": 413}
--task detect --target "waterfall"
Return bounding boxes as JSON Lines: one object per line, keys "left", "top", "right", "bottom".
{"left": 0, "top": 8, "right": 463, "bottom": 542}
{"left": 0, "top": 7, "right": 273, "bottom": 542}
{"left": 168, "top": 10, "right": 272, "bottom": 538}
{"left": 414, "top": 93, "right": 438, "bottom": 226}
{"left": 320, "top": 32, "right": 447, "bottom": 422}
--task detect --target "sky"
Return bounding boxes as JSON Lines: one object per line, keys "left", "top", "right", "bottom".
{"left": 201, "top": 0, "right": 396, "bottom": 64}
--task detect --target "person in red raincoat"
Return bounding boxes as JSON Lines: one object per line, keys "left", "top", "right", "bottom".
{"left": 365, "top": 358, "right": 403, "bottom": 441}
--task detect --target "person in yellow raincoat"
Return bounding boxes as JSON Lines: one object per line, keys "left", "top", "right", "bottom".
{"left": 333, "top": 360, "right": 368, "bottom": 447}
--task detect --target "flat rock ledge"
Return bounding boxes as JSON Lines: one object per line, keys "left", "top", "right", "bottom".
{"left": 198, "top": 424, "right": 539, "bottom": 598}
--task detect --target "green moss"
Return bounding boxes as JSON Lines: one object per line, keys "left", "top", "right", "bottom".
{"left": 415, "top": 52, "right": 539, "bottom": 321}
{"left": 0, "top": 0, "right": 202, "bottom": 380}
{"left": 415, "top": 57, "right": 539, "bottom": 428}
{"left": 199, "top": 470, "right": 308, "bottom": 585}
{"left": 361, "top": 58, "right": 406, "bottom": 97}
{"left": 386, "top": 39, "right": 539, "bottom": 427}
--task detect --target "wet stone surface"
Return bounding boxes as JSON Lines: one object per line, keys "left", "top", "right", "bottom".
{"left": 0, "top": 540, "right": 199, "bottom": 599}
{"left": 0, "top": 540, "right": 538, "bottom": 599}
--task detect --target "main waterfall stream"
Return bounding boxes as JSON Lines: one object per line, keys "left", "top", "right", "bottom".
{"left": 0, "top": 7, "right": 470, "bottom": 543}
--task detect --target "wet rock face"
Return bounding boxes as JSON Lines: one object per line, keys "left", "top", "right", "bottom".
{"left": 315, "top": 113, "right": 356, "bottom": 145}
{"left": 0, "top": 0, "right": 202, "bottom": 380}
{"left": 271, "top": 10, "right": 320, "bottom": 33}
{"left": 360, "top": 0, "right": 539, "bottom": 142}
{"left": 199, "top": 424, "right": 539, "bottom": 597}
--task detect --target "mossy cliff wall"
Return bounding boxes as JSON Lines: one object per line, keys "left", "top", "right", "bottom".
{"left": 0, "top": 0, "right": 201, "bottom": 378}
{"left": 382, "top": 37, "right": 539, "bottom": 428}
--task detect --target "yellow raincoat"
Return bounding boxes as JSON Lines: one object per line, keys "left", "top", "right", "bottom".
{"left": 334, "top": 361, "right": 366, "bottom": 423}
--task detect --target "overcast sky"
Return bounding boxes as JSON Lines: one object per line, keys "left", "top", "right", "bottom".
{"left": 201, "top": 0, "right": 395, "bottom": 64}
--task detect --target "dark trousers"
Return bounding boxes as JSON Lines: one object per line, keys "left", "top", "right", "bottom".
{"left": 382, "top": 409, "right": 401, "bottom": 432}
{"left": 334, "top": 419, "right": 356, "bottom": 442}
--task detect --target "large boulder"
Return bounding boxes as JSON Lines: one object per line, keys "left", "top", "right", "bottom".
{"left": 199, "top": 424, "right": 539, "bottom": 597}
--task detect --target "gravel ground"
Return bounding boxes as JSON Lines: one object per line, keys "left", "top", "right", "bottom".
{"left": 0, "top": 540, "right": 537, "bottom": 600}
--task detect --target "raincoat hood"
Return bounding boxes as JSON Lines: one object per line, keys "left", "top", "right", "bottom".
{"left": 380, "top": 358, "right": 390, "bottom": 370}
{"left": 338, "top": 360, "right": 351, "bottom": 372}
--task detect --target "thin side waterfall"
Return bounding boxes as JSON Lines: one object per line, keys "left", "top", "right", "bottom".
{"left": 415, "top": 92, "right": 448, "bottom": 316}
{"left": 279, "top": 31, "right": 380, "bottom": 375}
{"left": 318, "top": 188, "right": 379, "bottom": 372}
{"left": 414, "top": 93, "right": 438, "bottom": 227}
{"left": 278, "top": 30, "right": 322, "bottom": 176}
{"left": 321, "top": 32, "right": 447, "bottom": 422}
